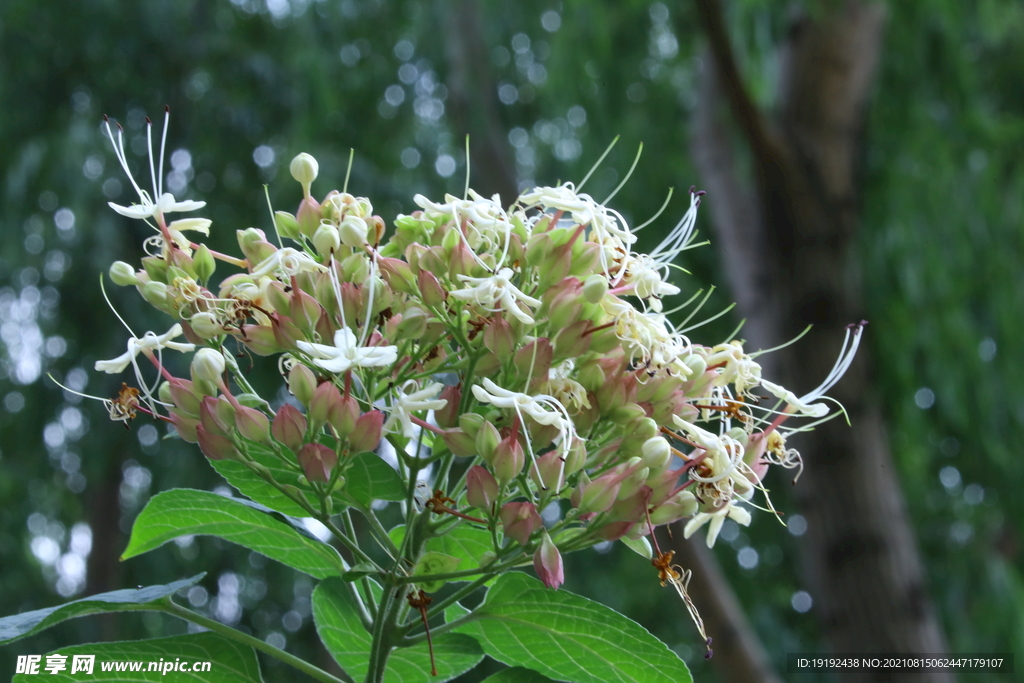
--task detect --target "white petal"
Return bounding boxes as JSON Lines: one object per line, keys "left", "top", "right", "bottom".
{"left": 296, "top": 340, "right": 340, "bottom": 359}
{"left": 108, "top": 202, "right": 156, "bottom": 219}
{"left": 94, "top": 351, "right": 134, "bottom": 374}
{"left": 705, "top": 513, "right": 726, "bottom": 547}
{"left": 311, "top": 356, "right": 354, "bottom": 374}
{"left": 168, "top": 218, "right": 212, "bottom": 235}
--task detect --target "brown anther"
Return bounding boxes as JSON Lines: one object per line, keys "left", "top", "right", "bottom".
{"left": 425, "top": 490, "right": 487, "bottom": 524}
{"left": 407, "top": 589, "right": 437, "bottom": 676}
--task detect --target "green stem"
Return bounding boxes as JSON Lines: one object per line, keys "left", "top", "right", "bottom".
{"left": 365, "top": 582, "right": 405, "bottom": 683}
{"left": 155, "top": 599, "right": 355, "bottom": 683}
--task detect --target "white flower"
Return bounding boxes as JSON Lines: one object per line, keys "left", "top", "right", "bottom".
{"left": 104, "top": 110, "right": 206, "bottom": 222}
{"left": 758, "top": 321, "right": 866, "bottom": 417}
{"left": 706, "top": 341, "right": 762, "bottom": 397}
{"left": 683, "top": 501, "right": 752, "bottom": 547}
{"left": 472, "top": 378, "right": 570, "bottom": 431}
{"left": 250, "top": 247, "right": 328, "bottom": 279}
{"left": 94, "top": 324, "right": 195, "bottom": 374}
{"left": 449, "top": 267, "right": 541, "bottom": 324}
{"left": 296, "top": 328, "right": 397, "bottom": 374}
{"left": 384, "top": 381, "right": 448, "bottom": 438}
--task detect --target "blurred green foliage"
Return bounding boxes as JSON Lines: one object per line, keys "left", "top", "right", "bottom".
{"left": 0, "top": 1, "right": 1021, "bottom": 682}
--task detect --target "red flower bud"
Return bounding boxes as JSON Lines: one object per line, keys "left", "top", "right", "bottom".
{"left": 442, "top": 428, "right": 477, "bottom": 457}
{"left": 350, "top": 410, "right": 384, "bottom": 452}
{"left": 169, "top": 410, "right": 199, "bottom": 443}
{"left": 499, "top": 502, "right": 541, "bottom": 546}
{"left": 434, "top": 385, "right": 462, "bottom": 429}
{"left": 197, "top": 424, "right": 239, "bottom": 461}
{"left": 466, "top": 466, "right": 498, "bottom": 511}
{"left": 166, "top": 378, "right": 202, "bottom": 417}
{"left": 272, "top": 404, "right": 307, "bottom": 453}
{"left": 533, "top": 532, "right": 564, "bottom": 589}
{"left": 309, "top": 381, "right": 343, "bottom": 432}
{"left": 328, "top": 395, "right": 359, "bottom": 438}
{"left": 199, "top": 396, "right": 234, "bottom": 438}
{"left": 492, "top": 434, "right": 525, "bottom": 485}
{"left": 297, "top": 443, "right": 337, "bottom": 482}
{"left": 483, "top": 317, "right": 517, "bottom": 358}
{"left": 417, "top": 269, "right": 446, "bottom": 308}
{"left": 288, "top": 363, "right": 317, "bottom": 407}
{"left": 235, "top": 405, "right": 271, "bottom": 444}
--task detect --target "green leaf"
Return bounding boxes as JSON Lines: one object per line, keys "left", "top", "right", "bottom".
{"left": 479, "top": 668, "right": 558, "bottom": 683}
{"left": 390, "top": 525, "right": 495, "bottom": 584}
{"left": 0, "top": 574, "right": 203, "bottom": 645}
{"left": 11, "top": 632, "right": 262, "bottom": 682}
{"left": 122, "top": 489, "right": 344, "bottom": 579}
{"left": 313, "top": 577, "right": 483, "bottom": 683}
{"left": 620, "top": 535, "right": 652, "bottom": 559}
{"left": 453, "top": 572, "right": 691, "bottom": 683}
{"left": 411, "top": 552, "right": 461, "bottom": 592}
{"left": 342, "top": 562, "right": 381, "bottom": 582}
{"left": 341, "top": 451, "right": 406, "bottom": 507}
{"left": 208, "top": 445, "right": 315, "bottom": 518}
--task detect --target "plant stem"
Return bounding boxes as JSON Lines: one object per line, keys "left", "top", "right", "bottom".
{"left": 155, "top": 599, "right": 355, "bottom": 683}
{"left": 365, "top": 582, "right": 405, "bottom": 683}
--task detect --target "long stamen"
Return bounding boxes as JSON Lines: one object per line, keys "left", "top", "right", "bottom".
{"left": 99, "top": 274, "right": 136, "bottom": 337}
{"left": 104, "top": 118, "right": 145, "bottom": 200}
{"left": 146, "top": 116, "right": 158, "bottom": 200}
{"left": 158, "top": 105, "right": 170, "bottom": 197}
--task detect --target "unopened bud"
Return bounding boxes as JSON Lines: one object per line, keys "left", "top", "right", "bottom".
{"left": 290, "top": 153, "right": 319, "bottom": 194}
{"left": 441, "top": 428, "right": 477, "bottom": 457}
{"left": 483, "top": 317, "right": 516, "bottom": 358}
{"left": 582, "top": 273, "right": 608, "bottom": 304}
{"left": 166, "top": 378, "right": 202, "bottom": 417}
{"left": 297, "top": 197, "right": 322, "bottom": 238}
{"left": 141, "top": 280, "right": 170, "bottom": 309}
{"left": 191, "top": 348, "right": 226, "bottom": 385}
{"left": 309, "top": 381, "right": 342, "bottom": 431}
{"left": 349, "top": 410, "right": 384, "bottom": 452}
{"left": 339, "top": 215, "right": 369, "bottom": 248}
{"left": 531, "top": 450, "right": 564, "bottom": 491}
{"left": 342, "top": 252, "right": 370, "bottom": 284}
{"left": 109, "top": 261, "right": 140, "bottom": 286}
{"left": 313, "top": 222, "right": 341, "bottom": 257}
{"left": 499, "top": 502, "right": 542, "bottom": 546}
{"left": 577, "top": 472, "right": 621, "bottom": 514}
{"left": 272, "top": 403, "right": 307, "bottom": 453}
{"left": 417, "top": 269, "right": 446, "bottom": 308}
{"left": 169, "top": 411, "right": 199, "bottom": 443}
{"left": 189, "top": 312, "right": 224, "bottom": 340}
{"left": 433, "top": 385, "right": 461, "bottom": 429}
{"left": 193, "top": 244, "right": 216, "bottom": 285}
{"left": 288, "top": 364, "right": 317, "bottom": 407}
{"left": 492, "top": 435, "right": 525, "bottom": 484}
{"left": 199, "top": 396, "right": 235, "bottom": 437}
{"left": 533, "top": 531, "right": 564, "bottom": 589}
{"left": 141, "top": 256, "right": 169, "bottom": 283}
{"left": 466, "top": 465, "right": 498, "bottom": 511}
{"left": 458, "top": 413, "right": 485, "bottom": 439}
{"left": 648, "top": 491, "right": 699, "bottom": 526}
{"left": 274, "top": 211, "right": 301, "bottom": 240}
{"left": 328, "top": 395, "right": 359, "bottom": 437}
{"left": 475, "top": 420, "right": 501, "bottom": 463}
{"left": 297, "top": 443, "right": 336, "bottom": 483}
{"left": 235, "top": 406, "right": 271, "bottom": 444}
{"left": 641, "top": 437, "right": 672, "bottom": 470}
{"left": 196, "top": 424, "right": 240, "bottom": 461}
{"left": 396, "top": 306, "right": 428, "bottom": 338}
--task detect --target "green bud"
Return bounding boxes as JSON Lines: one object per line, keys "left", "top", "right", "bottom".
{"left": 313, "top": 222, "right": 340, "bottom": 257}
{"left": 141, "top": 281, "right": 169, "bottom": 308}
{"left": 193, "top": 244, "right": 216, "bottom": 285}
{"left": 109, "top": 261, "right": 140, "bottom": 286}
{"left": 191, "top": 348, "right": 226, "bottom": 385}
{"left": 190, "top": 312, "right": 224, "bottom": 340}
{"left": 288, "top": 363, "right": 318, "bottom": 408}
{"left": 342, "top": 252, "right": 369, "bottom": 284}
{"left": 475, "top": 420, "right": 501, "bottom": 464}
{"left": 582, "top": 274, "right": 608, "bottom": 304}
{"left": 458, "top": 413, "right": 485, "bottom": 439}
{"left": 141, "top": 256, "right": 169, "bottom": 284}
{"left": 290, "top": 152, "right": 319, "bottom": 193}
{"left": 274, "top": 211, "right": 301, "bottom": 240}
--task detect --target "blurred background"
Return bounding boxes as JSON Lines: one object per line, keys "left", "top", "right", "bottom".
{"left": 1, "top": 1, "right": 1021, "bottom": 681}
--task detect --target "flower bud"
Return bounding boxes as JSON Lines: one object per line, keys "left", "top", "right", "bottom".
{"left": 466, "top": 465, "right": 498, "bottom": 511}
{"left": 297, "top": 443, "right": 336, "bottom": 483}
{"left": 525, "top": 232, "right": 554, "bottom": 267}
{"left": 169, "top": 411, "right": 199, "bottom": 443}
{"left": 581, "top": 273, "right": 608, "bottom": 304}
{"left": 141, "top": 280, "right": 170, "bottom": 309}
{"left": 499, "top": 502, "right": 542, "bottom": 546}
{"left": 290, "top": 153, "right": 319, "bottom": 193}
{"left": 342, "top": 252, "right": 370, "bottom": 285}
{"left": 376, "top": 257, "right": 415, "bottom": 294}
{"left": 447, "top": 242, "right": 475, "bottom": 280}
{"left": 593, "top": 521, "right": 634, "bottom": 542}
{"left": 483, "top": 317, "right": 516, "bottom": 358}
{"left": 236, "top": 227, "right": 268, "bottom": 260}
{"left": 109, "top": 261, "right": 140, "bottom": 286}
{"left": 492, "top": 435, "right": 525, "bottom": 485}
{"left": 329, "top": 395, "right": 359, "bottom": 438}
{"left": 565, "top": 438, "right": 587, "bottom": 475}
{"left": 141, "top": 256, "right": 169, "bottom": 283}
{"left": 339, "top": 215, "right": 369, "bottom": 248}
{"left": 417, "top": 269, "right": 446, "bottom": 308}
{"left": 350, "top": 410, "right": 384, "bottom": 452}
{"left": 189, "top": 312, "right": 224, "bottom": 340}
{"left": 241, "top": 325, "right": 282, "bottom": 356}
{"left": 199, "top": 396, "right": 235, "bottom": 437}
{"left": 576, "top": 361, "right": 606, "bottom": 393}
{"left": 552, "top": 320, "right": 592, "bottom": 359}
{"left": 609, "top": 485, "right": 651, "bottom": 523}
{"left": 513, "top": 338, "right": 553, "bottom": 384}
{"left": 458, "top": 413, "right": 485, "bottom": 439}
{"left": 274, "top": 211, "right": 301, "bottom": 240}
{"left": 272, "top": 403, "right": 307, "bottom": 453}
{"left": 531, "top": 450, "right": 564, "bottom": 491}
{"left": 396, "top": 306, "right": 428, "bottom": 338}
{"left": 441, "top": 428, "right": 477, "bottom": 457}
{"left": 617, "top": 466, "right": 650, "bottom": 501}
{"left": 196, "top": 424, "right": 239, "bottom": 461}
{"left": 288, "top": 364, "right": 317, "bottom": 407}
{"left": 681, "top": 353, "right": 707, "bottom": 379}
{"left": 533, "top": 531, "right": 564, "bottom": 589}
{"left": 297, "top": 197, "right": 322, "bottom": 238}
{"left": 193, "top": 244, "right": 216, "bottom": 285}
{"left": 577, "top": 472, "right": 621, "bottom": 514}
{"left": 235, "top": 406, "right": 271, "bottom": 444}
{"left": 309, "top": 381, "right": 343, "bottom": 432}
{"left": 191, "top": 348, "right": 226, "bottom": 385}
{"left": 290, "top": 288, "right": 323, "bottom": 336}
{"left": 625, "top": 416, "right": 659, "bottom": 443}
{"left": 649, "top": 491, "right": 698, "bottom": 526}
{"left": 474, "top": 420, "right": 501, "bottom": 463}
{"left": 166, "top": 378, "right": 202, "bottom": 417}
{"left": 641, "top": 437, "right": 672, "bottom": 470}
{"left": 313, "top": 222, "right": 341, "bottom": 257}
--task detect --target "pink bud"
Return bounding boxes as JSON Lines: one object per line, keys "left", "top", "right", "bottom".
{"left": 200, "top": 396, "right": 234, "bottom": 438}
{"left": 442, "top": 428, "right": 477, "bottom": 457}
{"left": 240, "top": 325, "right": 282, "bottom": 356}
{"left": 270, "top": 314, "right": 304, "bottom": 351}
{"left": 492, "top": 434, "right": 525, "bottom": 485}
{"left": 349, "top": 410, "right": 384, "bottom": 452}
{"left": 297, "top": 196, "right": 322, "bottom": 238}
{"left": 378, "top": 257, "right": 417, "bottom": 295}
{"left": 576, "top": 472, "right": 621, "bottom": 514}
{"left": 309, "top": 381, "right": 343, "bottom": 431}
{"left": 608, "top": 485, "right": 652, "bottom": 523}
{"left": 290, "top": 288, "right": 323, "bottom": 336}
{"left": 235, "top": 406, "right": 271, "bottom": 444}
{"left": 553, "top": 320, "right": 592, "bottom": 360}
{"left": 169, "top": 410, "right": 199, "bottom": 443}
{"left": 466, "top": 466, "right": 498, "bottom": 511}
{"left": 649, "top": 491, "right": 699, "bottom": 526}
{"left": 434, "top": 385, "right": 462, "bottom": 429}
{"left": 530, "top": 450, "right": 565, "bottom": 491}
{"left": 593, "top": 521, "right": 634, "bottom": 541}
{"left": 474, "top": 421, "right": 501, "bottom": 463}
{"left": 417, "top": 269, "right": 446, "bottom": 308}
{"left": 513, "top": 338, "right": 552, "bottom": 384}
{"left": 329, "top": 395, "right": 359, "bottom": 438}
{"left": 447, "top": 241, "right": 475, "bottom": 279}
{"left": 499, "top": 502, "right": 542, "bottom": 546}
{"left": 272, "top": 404, "right": 307, "bottom": 453}
{"left": 197, "top": 424, "right": 239, "bottom": 461}
{"left": 167, "top": 378, "right": 202, "bottom": 417}
{"left": 297, "top": 443, "right": 337, "bottom": 482}
{"left": 533, "top": 532, "right": 564, "bottom": 589}
{"left": 543, "top": 277, "right": 583, "bottom": 330}
{"left": 483, "top": 317, "right": 517, "bottom": 358}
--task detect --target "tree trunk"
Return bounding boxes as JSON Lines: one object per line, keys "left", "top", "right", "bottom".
{"left": 691, "top": 2, "right": 952, "bottom": 681}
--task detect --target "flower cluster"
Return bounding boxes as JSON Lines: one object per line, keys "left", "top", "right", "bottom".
{"left": 81, "top": 111, "right": 863, "bottom": 652}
